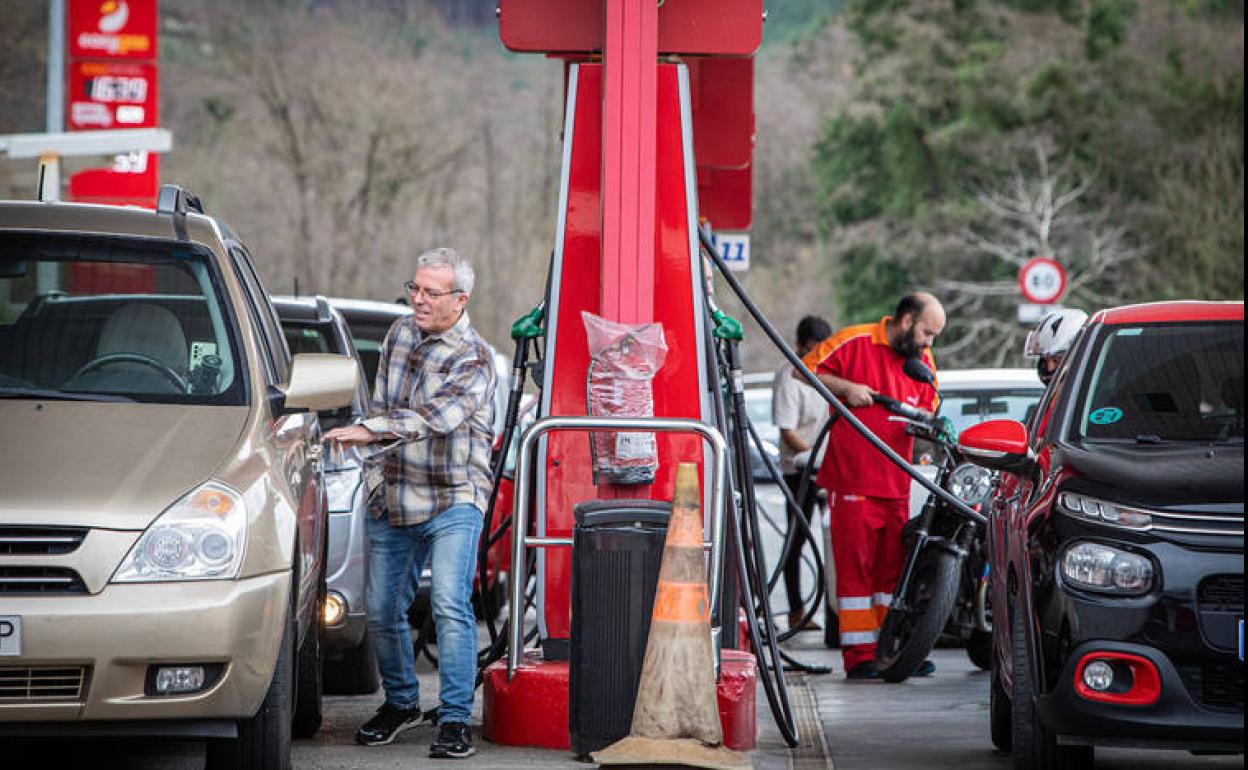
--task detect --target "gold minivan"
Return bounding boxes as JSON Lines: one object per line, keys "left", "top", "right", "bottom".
{"left": 0, "top": 188, "right": 358, "bottom": 770}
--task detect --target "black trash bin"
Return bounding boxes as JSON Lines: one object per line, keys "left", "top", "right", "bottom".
{"left": 568, "top": 498, "right": 671, "bottom": 758}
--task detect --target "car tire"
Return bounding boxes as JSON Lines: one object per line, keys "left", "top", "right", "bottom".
{"left": 291, "top": 618, "right": 323, "bottom": 738}
{"left": 967, "top": 628, "right": 992, "bottom": 671}
{"left": 990, "top": 644, "right": 1012, "bottom": 752}
{"left": 206, "top": 603, "right": 294, "bottom": 770}
{"left": 1010, "top": 607, "right": 1092, "bottom": 770}
{"left": 323, "top": 632, "right": 380, "bottom": 695}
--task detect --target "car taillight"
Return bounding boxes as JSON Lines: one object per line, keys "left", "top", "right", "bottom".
{"left": 1074, "top": 652, "right": 1161, "bottom": 706}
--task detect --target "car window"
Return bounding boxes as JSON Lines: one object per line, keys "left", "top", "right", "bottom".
{"left": 229, "top": 246, "right": 291, "bottom": 383}
{"left": 1075, "top": 322, "right": 1244, "bottom": 443}
{"left": 282, "top": 322, "right": 333, "bottom": 356}
{"left": 0, "top": 233, "right": 245, "bottom": 404}
{"left": 343, "top": 316, "right": 401, "bottom": 388}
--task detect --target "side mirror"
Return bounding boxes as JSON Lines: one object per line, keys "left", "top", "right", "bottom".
{"left": 958, "top": 419, "right": 1036, "bottom": 476}
{"left": 280, "top": 353, "right": 359, "bottom": 413}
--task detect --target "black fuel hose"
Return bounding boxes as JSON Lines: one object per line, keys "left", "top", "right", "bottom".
{"left": 697, "top": 225, "right": 986, "bottom": 528}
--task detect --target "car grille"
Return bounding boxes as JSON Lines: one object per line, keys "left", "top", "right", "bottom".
{"left": 0, "top": 666, "right": 89, "bottom": 703}
{"left": 1198, "top": 574, "right": 1244, "bottom": 614}
{"left": 1149, "top": 509, "right": 1243, "bottom": 537}
{"left": 0, "top": 566, "right": 88, "bottom": 594}
{"left": 0, "top": 526, "right": 88, "bottom": 555}
{"left": 1180, "top": 663, "right": 1245, "bottom": 712}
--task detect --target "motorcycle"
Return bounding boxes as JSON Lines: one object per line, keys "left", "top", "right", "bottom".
{"left": 873, "top": 360, "right": 996, "bottom": 682}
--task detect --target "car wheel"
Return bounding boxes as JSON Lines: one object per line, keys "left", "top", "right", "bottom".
{"left": 291, "top": 618, "right": 323, "bottom": 738}
{"left": 206, "top": 603, "right": 294, "bottom": 770}
{"left": 990, "top": 641, "right": 1012, "bottom": 752}
{"left": 1010, "top": 607, "right": 1092, "bottom": 770}
{"left": 967, "top": 628, "right": 992, "bottom": 671}
{"left": 323, "top": 632, "right": 380, "bottom": 695}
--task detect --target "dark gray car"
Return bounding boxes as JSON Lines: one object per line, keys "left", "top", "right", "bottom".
{"left": 272, "top": 295, "right": 378, "bottom": 695}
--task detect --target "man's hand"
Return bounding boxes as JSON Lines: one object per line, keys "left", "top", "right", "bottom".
{"left": 324, "top": 424, "right": 377, "bottom": 447}
{"left": 841, "top": 382, "right": 876, "bottom": 408}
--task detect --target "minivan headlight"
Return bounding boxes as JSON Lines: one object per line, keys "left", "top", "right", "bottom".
{"left": 1058, "top": 492, "right": 1152, "bottom": 529}
{"left": 112, "top": 482, "right": 247, "bottom": 582}
{"left": 1061, "top": 541, "right": 1154, "bottom": 595}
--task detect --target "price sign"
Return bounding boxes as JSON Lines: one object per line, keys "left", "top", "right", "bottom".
{"left": 1018, "top": 257, "right": 1067, "bottom": 305}
{"left": 67, "top": 61, "right": 158, "bottom": 130}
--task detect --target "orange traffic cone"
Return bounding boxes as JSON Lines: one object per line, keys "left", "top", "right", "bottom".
{"left": 593, "top": 463, "right": 750, "bottom": 770}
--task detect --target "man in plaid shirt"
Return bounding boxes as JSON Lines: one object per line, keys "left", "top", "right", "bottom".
{"left": 326, "top": 247, "right": 497, "bottom": 759}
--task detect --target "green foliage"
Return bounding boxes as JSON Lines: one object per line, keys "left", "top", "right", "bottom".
{"left": 809, "top": 0, "right": 1244, "bottom": 366}
{"left": 838, "top": 244, "right": 912, "bottom": 323}
{"left": 1086, "top": 0, "right": 1137, "bottom": 59}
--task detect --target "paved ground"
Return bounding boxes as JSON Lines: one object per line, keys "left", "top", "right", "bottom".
{"left": 5, "top": 486, "right": 1243, "bottom": 768}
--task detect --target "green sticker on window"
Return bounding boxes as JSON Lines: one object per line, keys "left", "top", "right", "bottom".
{"left": 1089, "top": 407, "right": 1123, "bottom": 425}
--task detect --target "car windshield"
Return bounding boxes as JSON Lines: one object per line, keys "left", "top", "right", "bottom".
{"left": 0, "top": 234, "right": 244, "bottom": 405}
{"left": 939, "top": 389, "right": 1044, "bottom": 437}
{"left": 1076, "top": 322, "right": 1244, "bottom": 444}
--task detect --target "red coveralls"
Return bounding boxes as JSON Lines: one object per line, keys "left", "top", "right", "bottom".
{"left": 802, "top": 317, "right": 937, "bottom": 671}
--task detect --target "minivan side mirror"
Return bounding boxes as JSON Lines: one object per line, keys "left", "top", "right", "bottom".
{"left": 279, "top": 353, "right": 360, "bottom": 414}
{"left": 958, "top": 419, "right": 1036, "bottom": 476}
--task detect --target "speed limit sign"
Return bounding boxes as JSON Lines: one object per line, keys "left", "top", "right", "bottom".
{"left": 1018, "top": 257, "right": 1067, "bottom": 304}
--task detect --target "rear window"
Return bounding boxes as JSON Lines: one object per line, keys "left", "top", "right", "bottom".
{"left": 939, "top": 389, "right": 1045, "bottom": 437}
{"left": 1075, "top": 322, "right": 1243, "bottom": 444}
{"left": 0, "top": 234, "right": 245, "bottom": 405}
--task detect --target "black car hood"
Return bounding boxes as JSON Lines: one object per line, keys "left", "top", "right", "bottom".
{"left": 1056, "top": 441, "right": 1244, "bottom": 510}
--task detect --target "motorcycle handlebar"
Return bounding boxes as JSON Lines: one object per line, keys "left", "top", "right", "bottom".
{"left": 871, "top": 393, "right": 926, "bottom": 422}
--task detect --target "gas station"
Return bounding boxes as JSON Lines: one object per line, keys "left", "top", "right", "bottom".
{"left": 0, "top": 2, "right": 1243, "bottom": 770}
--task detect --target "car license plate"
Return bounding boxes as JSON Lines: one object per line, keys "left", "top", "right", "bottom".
{"left": 0, "top": 615, "right": 20, "bottom": 656}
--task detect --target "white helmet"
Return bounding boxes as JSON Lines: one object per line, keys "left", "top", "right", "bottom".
{"left": 1025, "top": 308, "right": 1088, "bottom": 359}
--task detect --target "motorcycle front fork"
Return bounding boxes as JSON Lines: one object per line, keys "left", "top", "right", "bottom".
{"left": 891, "top": 499, "right": 975, "bottom": 612}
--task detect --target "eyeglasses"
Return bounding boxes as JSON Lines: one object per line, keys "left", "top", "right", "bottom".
{"left": 404, "top": 281, "right": 463, "bottom": 300}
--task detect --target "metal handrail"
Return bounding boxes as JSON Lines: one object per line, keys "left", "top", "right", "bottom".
{"left": 506, "top": 415, "right": 727, "bottom": 679}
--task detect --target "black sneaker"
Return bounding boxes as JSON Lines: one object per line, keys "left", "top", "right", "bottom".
{"left": 846, "top": 661, "right": 881, "bottom": 680}
{"left": 355, "top": 703, "right": 426, "bottom": 746}
{"left": 429, "top": 721, "right": 476, "bottom": 759}
{"left": 914, "top": 659, "right": 936, "bottom": 677}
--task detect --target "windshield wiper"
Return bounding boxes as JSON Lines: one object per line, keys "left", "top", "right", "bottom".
{"left": 1134, "top": 434, "right": 1164, "bottom": 444}
{"left": 0, "top": 387, "right": 135, "bottom": 403}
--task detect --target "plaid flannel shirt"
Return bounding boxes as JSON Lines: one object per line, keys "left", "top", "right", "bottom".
{"left": 362, "top": 312, "right": 497, "bottom": 526}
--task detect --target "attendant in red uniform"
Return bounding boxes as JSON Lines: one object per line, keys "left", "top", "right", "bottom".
{"left": 801, "top": 293, "right": 945, "bottom": 679}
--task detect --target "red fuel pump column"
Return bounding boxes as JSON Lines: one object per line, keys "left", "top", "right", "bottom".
{"left": 483, "top": 0, "right": 762, "bottom": 752}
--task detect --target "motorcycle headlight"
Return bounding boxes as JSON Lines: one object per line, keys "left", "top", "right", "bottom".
{"left": 1061, "top": 541, "right": 1154, "bottom": 595}
{"left": 948, "top": 462, "right": 993, "bottom": 508}
{"left": 325, "top": 467, "right": 362, "bottom": 513}
{"left": 112, "top": 482, "right": 247, "bottom": 582}
{"left": 1059, "top": 492, "right": 1152, "bottom": 530}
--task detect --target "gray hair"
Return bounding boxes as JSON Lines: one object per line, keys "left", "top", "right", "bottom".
{"left": 416, "top": 247, "right": 475, "bottom": 295}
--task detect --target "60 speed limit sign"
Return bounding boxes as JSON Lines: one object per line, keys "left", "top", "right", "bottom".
{"left": 1018, "top": 257, "right": 1067, "bottom": 304}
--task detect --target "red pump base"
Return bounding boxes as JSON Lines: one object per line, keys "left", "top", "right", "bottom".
{"left": 482, "top": 649, "right": 758, "bottom": 752}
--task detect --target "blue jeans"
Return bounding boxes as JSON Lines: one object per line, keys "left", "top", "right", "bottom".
{"left": 365, "top": 504, "right": 482, "bottom": 724}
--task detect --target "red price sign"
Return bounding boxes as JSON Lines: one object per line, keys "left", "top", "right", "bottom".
{"left": 67, "top": 60, "right": 158, "bottom": 130}
{"left": 1019, "top": 257, "right": 1067, "bottom": 304}
{"left": 69, "top": 0, "right": 158, "bottom": 61}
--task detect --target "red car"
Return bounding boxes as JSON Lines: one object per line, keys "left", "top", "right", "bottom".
{"left": 959, "top": 301, "right": 1244, "bottom": 768}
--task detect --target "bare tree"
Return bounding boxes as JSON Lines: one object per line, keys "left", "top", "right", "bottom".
{"left": 935, "top": 143, "right": 1137, "bottom": 366}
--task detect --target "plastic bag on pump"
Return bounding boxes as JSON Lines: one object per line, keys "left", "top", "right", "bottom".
{"left": 582, "top": 311, "right": 668, "bottom": 485}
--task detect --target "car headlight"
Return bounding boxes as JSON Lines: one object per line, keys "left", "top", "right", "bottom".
{"left": 112, "top": 482, "right": 247, "bottom": 582}
{"left": 1058, "top": 492, "right": 1152, "bottom": 530}
{"left": 948, "top": 463, "right": 993, "bottom": 507}
{"left": 325, "top": 467, "right": 362, "bottom": 513}
{"left": 1061, "top": 541, "right": 1154, "bottom": 595}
